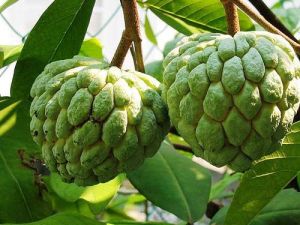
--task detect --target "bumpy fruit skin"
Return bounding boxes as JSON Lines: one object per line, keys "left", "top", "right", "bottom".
{"left": 163, "top": 31, "right": 300, "bottom": 171}
{"left": 30, "top": 56, "right": 169, "bottom": 186}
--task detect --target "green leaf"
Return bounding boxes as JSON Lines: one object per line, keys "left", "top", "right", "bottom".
{"left": 209, "top": 206, "right": 228, "bottom": 225}
{"left": 3, "top": 212, "right": 105, "bottom": 225}
{"left": 0, "top": 0, "right": 18, "bottom": 13}
{"left": 209, "top": 173, "right": 242, "bottom": 201}
{"left": 102, "top": 208, "right": 136, "bottom": 222}
{"left": 128, "top": 141, "right": 211, "bottom": 223}
{"left": 0, "top": 45, "right": 23, "bottom": 68}
{"left": 271, "top": 7, "right": 300, "bottom": 34}
{"left": 224, "top": 122, "right": 300, "bottom": 225}
{"left": 145, "top": 60, "right": 163, "bottom": 82}
{"left": 211, "top": 189, "right": 300, "bottom": 225}
{"left": 11, "top": 0, "right": 96, "bottom": 99}
{"left": 102, "top": 193, "right": 145, "bottom": 221}
{"left": 141, "top": 0, "right": 254, "bottom": 34}
{"left": 79, "top": 38, "right": 103, "bottom": 59}
{"left": 108, "top": 194, "right": 146, "bottom": 209}
{"left": 0, "top": 37, "right": 101, "bottom": 69}
{"left": 144, "top": 13, "right": 158, "bottom": 45}
{"left": 250, "top": 189, "right": 300, "bottom": 225}
{"left": 46, "top": 173, "right": 123, "bottom": 215}
{"left": 0, "top": 99, "right": 53, "bottom": 223}
{"left": 149, "top": 7, "right": 200, "bottom": 35}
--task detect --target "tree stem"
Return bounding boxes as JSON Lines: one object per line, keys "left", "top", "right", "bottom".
{"left": 248, "top": 0, "right": 298, "bottom": 42}
{"left": 221, "top": 0, "right": 240, "bottom": 36}
{"left": 111, "top": 0, "right": 145, "bottom": 72}
{"left": 111, "top": 31, "right": 132, "bottom": 68}
{"left": 231, "top": 0, "right": 300, "bottom": 54}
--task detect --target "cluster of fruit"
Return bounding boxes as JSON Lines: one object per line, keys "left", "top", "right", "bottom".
{"left": 30, "top": 31, "right": 300, "bottom": 185}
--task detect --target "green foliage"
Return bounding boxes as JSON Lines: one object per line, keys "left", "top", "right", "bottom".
{"left": 128, "top": 141, "right": 211, "bottom": 223}
{"left": 0, "top": 99, "right": 53, "bottom": 223}
{"left": 144, "top": 13, "right": 158, "bottom": 45}
{"left": 272, "top": 1, "right": 300, "bottom": 34}
{"left": 0, "top": 38, "right": 103, "bottom": 70}
{"left": 0, "top": 45, "right": 23, "bottom": 68}
{"left": 211, "top": 189, "right": 300, "bottom": 225}
{"left": 11, "top": 0, "right": 96, "bottom": 99}
{"left": 145, "top": 60, "right": 163, "bottom": 82}
{"left": 0, "top": 0, "right": 97, "bottom": 223}
{"left": 45, "top": 173, "right": 123, "bottom": 215}
{"left": 209, "top": 173, "right": 242, "bottom": 201}
{"left": 140, "top": 0, "right": 254, "bottom": 35}
{"left": 2, "top": 212, "right": 105, "bottom": 225}
{"left": 224, "top": 122, "right": 300, "bottom": 225}
{"left": 102, "top": 194, "right": 146, "bottom": 221}
{"left": 80, "top": 38, "right": 103, "bottom": 59}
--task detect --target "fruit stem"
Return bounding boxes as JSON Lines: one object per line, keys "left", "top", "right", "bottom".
{"left": 111, "top": 0, "right": 145, "bottom": 72}
{"left": 221, "top": 0, "right": 240, "bottom": 36}
{"left": 111, "top": 31, "right": 132, "bottom": 69}
{"left": 231, "top": 0, "right": 300, "bottom": 54}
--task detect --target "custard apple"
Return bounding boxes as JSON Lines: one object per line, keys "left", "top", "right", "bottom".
{"left": 30, "top": 56, "right": 170, "bottom": 186}
{"left": 162, "top": 31, "right": 300, "bottom": 171}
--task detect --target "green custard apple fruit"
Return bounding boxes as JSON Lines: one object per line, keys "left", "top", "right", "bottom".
{"left": 30, "top": 56, "right": 170, "bottom": 186}
{"left": 162, "top": 31, "right": 300, "bottom": 171}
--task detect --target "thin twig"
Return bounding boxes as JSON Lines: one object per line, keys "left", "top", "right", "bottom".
{"left": 231, "top": 0, "right": 300, "bottom": 54}
{"left": 221, "top": 0, "right": 240, "bottom": 36}
{"left": 248, "top": 0, "right": 298, "bottom": 42}
{"left": 173, "top": 143, "right": 193, "bottom": 153}
{"left": 130, "top": 45, "right": 138, "bottom": 69}
{"left": 111, "top": 0, "right": 145, "bottom": 72}
{"left": 144, "top": 200, "right": 149, "bottom": 221}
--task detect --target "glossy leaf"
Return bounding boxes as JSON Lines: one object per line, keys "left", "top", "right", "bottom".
{"left": 141, "top": 0, "right": 254, "bottom": 34}
{"left": 79, "top": 38, "right": 103, "bottom": 59}
{"left": 128, "top": 141, "right": 211, "bottom": 223}
{"left": 0, "top": 37, "right": 102, "bottom": 69}
{"left": 149, "top": 7, "right": 200, "bottom": 35}
{"left": 144, "top": 13, "right": 158, "bottom": 45}
{"left": 46, "top": 173, "right": 123, "bottom": 215}
{"left": 250, "top": 189, "right": 300, "bottom": 225}
{"left": 211, "top": 189, "right": 300, "bottom": 225}
{"left": 224, "top": 122, "right": 300, "bottom": 225}
{"left": 11, "top": 0, "right": 96, "bottom": 99}
{"left": 0, "top": 99, "right": 53, "bottom": 223}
